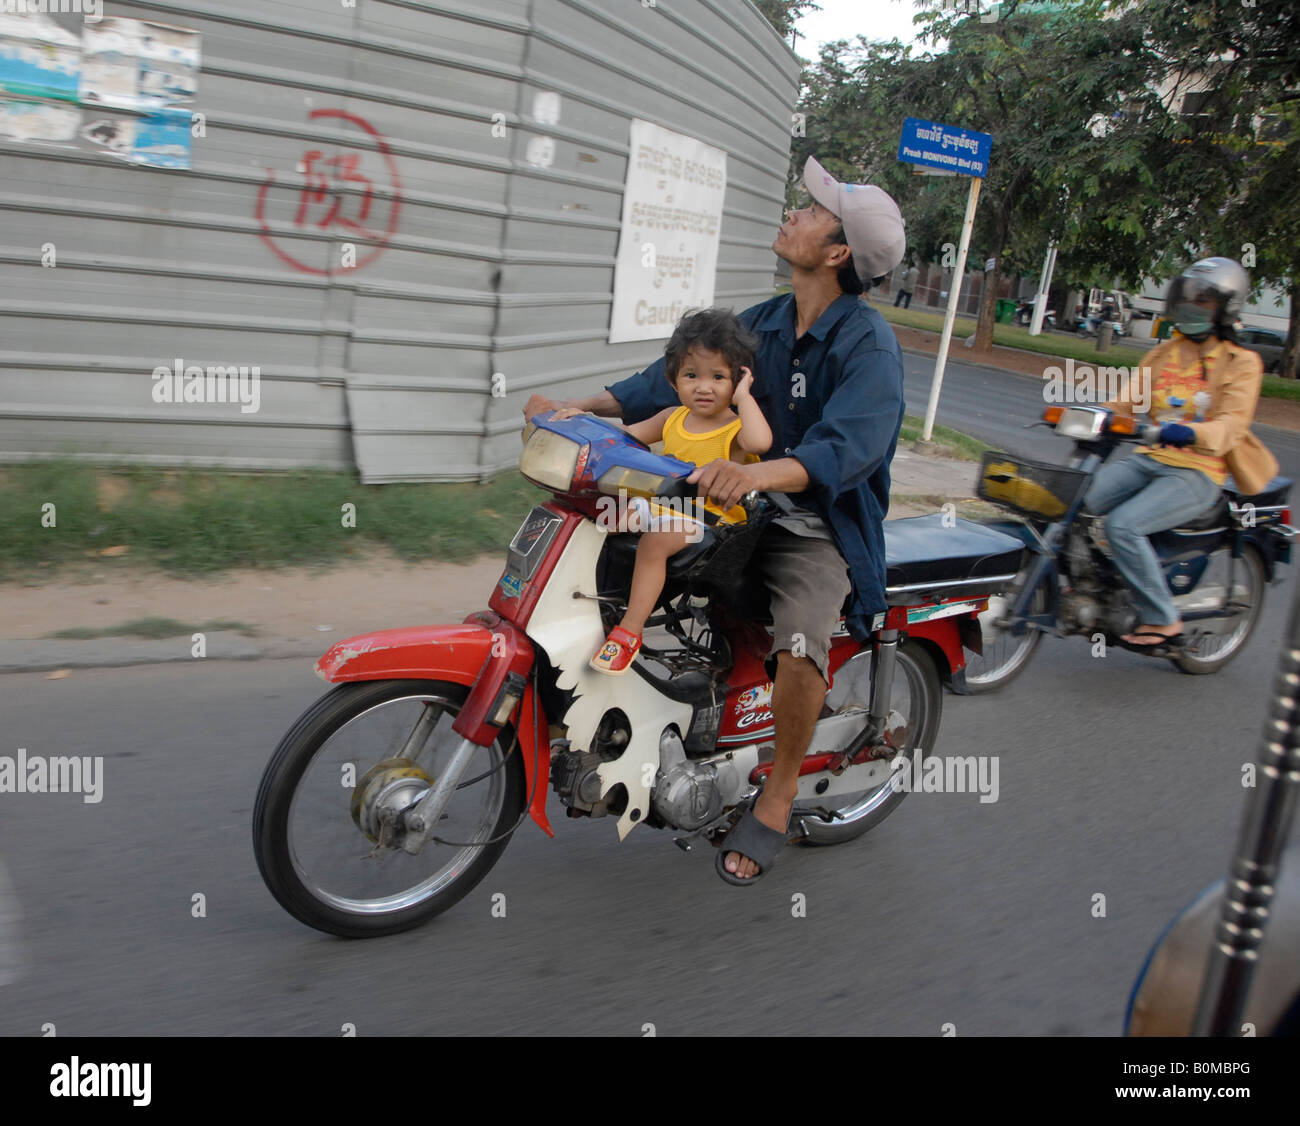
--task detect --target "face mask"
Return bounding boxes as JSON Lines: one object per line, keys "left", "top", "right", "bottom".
{"left": 1173, "top": 302, "right": 1214, "bottom": 339}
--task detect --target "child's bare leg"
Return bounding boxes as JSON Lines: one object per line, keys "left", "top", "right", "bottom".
{"left": 619, "top": 529, "right": 689, "bottom": 636}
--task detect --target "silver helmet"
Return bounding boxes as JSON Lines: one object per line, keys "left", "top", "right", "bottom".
{"left": 1164, "top": 256, "right": 1250, "bottom": 341}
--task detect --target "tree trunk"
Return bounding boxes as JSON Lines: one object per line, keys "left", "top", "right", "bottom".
{"left": 974, "top": 260, "right": 999, "bottom": 350}
{"left": 1282, "top": 279, "right": 1300, "bottom": 380}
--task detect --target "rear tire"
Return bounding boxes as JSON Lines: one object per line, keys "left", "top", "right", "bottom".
{"left": 1172, "top": 546, "right": 1266, "bottom": 676}
{"left": 797, "top": 639, "right": 943, "bottom": 846}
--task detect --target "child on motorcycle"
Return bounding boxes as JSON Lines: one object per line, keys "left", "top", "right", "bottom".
{"left": 553, "top": 307, "right": 773, "bottom": 674}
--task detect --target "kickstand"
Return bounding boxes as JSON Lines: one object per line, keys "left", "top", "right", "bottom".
{"left": 793, "top": 806, "right": 845, "bottom": 830}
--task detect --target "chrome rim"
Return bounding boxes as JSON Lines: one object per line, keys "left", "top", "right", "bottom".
{"left": 1179, "top": 549, "right": 1263, "bottom": 664}
{"left": 800, "top": 648, "right": 933, "bottom": 823}
{"left": 286, "top": 692, "right": 506, "bottom": 915}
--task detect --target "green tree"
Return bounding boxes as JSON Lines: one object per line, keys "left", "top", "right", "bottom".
{"left": 753, "top": 0, "right": 821, "bottom": 42}
{"left": 1126, "top": 0, "right": 1300, "bottom": 376}
{"left": 795, "top": 2, "right": 1149, "bottom": 349}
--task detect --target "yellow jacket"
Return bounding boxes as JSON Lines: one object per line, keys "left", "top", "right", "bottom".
{"left": 1102, "top": 334, "right": 1279, "bottom": 496}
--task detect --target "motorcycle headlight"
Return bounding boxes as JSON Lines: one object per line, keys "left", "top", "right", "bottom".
{"left": 596, "top": 467, "right": 676, "bottom": 499}
{"left": 520, "top": 428, "right": 586, "bottom": 491}
{"left": 1054, "top": 406, "right": 1107, "bottom": 439}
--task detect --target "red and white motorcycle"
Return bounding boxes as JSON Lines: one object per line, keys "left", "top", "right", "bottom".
{"left": 253, "top": 412, "right": 1025, "bottom": 936}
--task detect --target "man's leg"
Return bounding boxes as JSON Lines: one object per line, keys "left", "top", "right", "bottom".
{"left": 903, "top": 290, "right": 913, "bottom": 310}
{"left": 724, "top": 529, "right": 849, "bottom": 879}
{"left": 894, "top": 289, "right": 905, "bottom": 307}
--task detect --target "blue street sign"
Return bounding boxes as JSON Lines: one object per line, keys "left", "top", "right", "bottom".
{"left": 897, "top": 117, "right": 992, "bottom": 178}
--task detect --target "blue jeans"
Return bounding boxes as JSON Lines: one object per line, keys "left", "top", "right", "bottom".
{"left": 1082, "top": 454, "right": 1222, "bottom": 626}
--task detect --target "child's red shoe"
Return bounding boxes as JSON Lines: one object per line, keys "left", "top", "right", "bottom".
{"left": 590, "top": 626, "right": 643, "bottom": 675}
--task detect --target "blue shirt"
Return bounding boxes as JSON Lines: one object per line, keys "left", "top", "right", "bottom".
{"left": 606, "top": 292, "right": 905, "bottom": 640}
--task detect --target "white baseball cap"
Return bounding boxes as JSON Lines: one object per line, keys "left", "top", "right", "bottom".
{"left": 803, "top": 156, "right": 907, "bottom": 283}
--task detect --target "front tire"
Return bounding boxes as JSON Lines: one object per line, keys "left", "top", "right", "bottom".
{"left": 951, "top": 576, "right": 1048, "bottom": 694}
{"left": 254, "top": 680, "right": 527, "bottom": 938}
{"left": 797, "top": 639, "right": 943, "bottom": 846}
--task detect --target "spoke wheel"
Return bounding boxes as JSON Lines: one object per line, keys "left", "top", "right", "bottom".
{"left": 796, "top": 640, "right": 942, "bottom": 846}
{"left": 952, "top": 577, "right": 1047, "bottom": 694}
{"left": 254, "top": 680, "right": 526, "bottom": 938}
{"left": 1173, "top": 546, "right": 1266, "bottom": 675}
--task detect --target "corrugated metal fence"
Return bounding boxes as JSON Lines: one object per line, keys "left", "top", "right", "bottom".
{"left": 0, "top": 0, "right": 799, "bottom": 482}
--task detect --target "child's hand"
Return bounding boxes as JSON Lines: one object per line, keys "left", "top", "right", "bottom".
{"left": 734, "top": 368, "right": 754, "bottom": 402}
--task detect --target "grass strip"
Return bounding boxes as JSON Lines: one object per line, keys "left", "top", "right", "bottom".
{"left": 46, "top": 617, "right": 258, "bottom": 640}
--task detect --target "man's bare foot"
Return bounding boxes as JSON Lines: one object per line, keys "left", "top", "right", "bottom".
{"left": 724, "top": 786, "right": 794, "bottom": 880}
{"left": 1122, "top": 620, "right": 1183, "bottom": 646}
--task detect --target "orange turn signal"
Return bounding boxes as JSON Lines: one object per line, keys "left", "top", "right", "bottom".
{"left": 1108, "top": 415, "right": 1139, "bottom": 435}
{"left": 1043, "top": 407, "right": 1063, "bottom": 424}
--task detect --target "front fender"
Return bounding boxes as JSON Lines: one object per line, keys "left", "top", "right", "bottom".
{"left": 315, "top": 618, "right": 553, "bottom": 837}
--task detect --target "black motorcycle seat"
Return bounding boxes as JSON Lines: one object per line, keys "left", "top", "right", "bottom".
{"left": 604, "top": 529, "right": 713, "bottom": 579}
{"left": 605, "top": 512, "right": 1026, "bottom": 606}
{"left": 1171, "top": 476, "right": 1292, "bottom": 532}
{"left": 883, "top": 514, "right": 1026, "bottom": 592}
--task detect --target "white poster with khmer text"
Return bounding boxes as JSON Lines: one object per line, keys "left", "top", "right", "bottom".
{"left": 608, "top": 119, "right": 727, "bottom": 344}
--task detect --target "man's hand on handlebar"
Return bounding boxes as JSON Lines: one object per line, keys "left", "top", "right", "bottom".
{"left": 687, "top": 459, "right": 762, "bottom": 512}
{"left": 523, "top": 394, "right": 558, "bottom": 420}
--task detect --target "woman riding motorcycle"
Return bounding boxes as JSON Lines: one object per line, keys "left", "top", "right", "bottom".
{"left": 1085, "top": 257, "right": 1279, "bottom": 648}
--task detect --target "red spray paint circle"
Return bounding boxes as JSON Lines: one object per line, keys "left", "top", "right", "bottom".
{"left": 255, "top": 109, "right": 403, "bottom": 275}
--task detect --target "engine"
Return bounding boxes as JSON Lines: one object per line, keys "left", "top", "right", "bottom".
{"left": 1057, "top": 521, "right": 1137, "bottom": 636}
{"left": 651, "top": 737, "right": 758, "bottom": 830}
{"left": 550, "top": 720, "right": 763, "bottom": 830}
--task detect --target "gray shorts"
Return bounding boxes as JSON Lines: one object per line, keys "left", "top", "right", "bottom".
{"left": 754, "top": 525, "right": 851, "bottom": 684}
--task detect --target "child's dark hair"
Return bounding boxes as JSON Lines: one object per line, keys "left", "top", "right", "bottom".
{"left": 664, "top": 307, "right": 758, "bottom": 386}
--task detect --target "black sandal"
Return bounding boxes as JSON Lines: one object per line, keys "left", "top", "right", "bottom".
{"left": 1119, "top": 630, "right": 1185, "bottom": 652}
{"left": 714, "top": 801, "right": 789, "bottom": 886}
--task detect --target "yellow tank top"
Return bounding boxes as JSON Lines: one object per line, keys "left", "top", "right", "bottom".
{"left": 660, "top": 405, "right": 746, "bottom": 524}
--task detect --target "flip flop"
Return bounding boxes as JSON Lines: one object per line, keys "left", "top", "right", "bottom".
{"left": 714, "top": 801, "right": 789, "bottom": 886}
{"left": 589, "top": 626, "right": 642, "bottom": 675}
{"left": 1122, "top": 629, "right": 1185, "bottom": 647}
{"left": 1118, "top": 630, "right": 1185, "bottom": 654}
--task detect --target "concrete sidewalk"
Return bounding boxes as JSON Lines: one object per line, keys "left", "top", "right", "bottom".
{"left": 0, "top": 446, "right": 985, "bottom": 673}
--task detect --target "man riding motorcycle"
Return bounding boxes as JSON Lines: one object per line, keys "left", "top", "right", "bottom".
{"left": 1085, "top": 257, "right": 1278, "bottom": 648}
{"left": 524, "top": 157, "right": 907, "bottom": 884}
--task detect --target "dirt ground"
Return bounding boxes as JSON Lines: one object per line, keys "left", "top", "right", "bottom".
{"left": 3, "top": 554, "right": 508, "bottom": 652}
{"left": 3, "top": 508, "right": 955, "bottom": 648}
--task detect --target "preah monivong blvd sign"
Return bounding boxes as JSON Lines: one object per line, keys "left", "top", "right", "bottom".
{"left": 898, "top": 117, "right": 994, "bottom": 443}
{"left": 898, "top": 117, "right": 992, "bottom": 179}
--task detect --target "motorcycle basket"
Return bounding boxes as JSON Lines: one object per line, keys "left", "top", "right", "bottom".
{"left": 977, "top": 451, "right": 1090, "bottom": 522}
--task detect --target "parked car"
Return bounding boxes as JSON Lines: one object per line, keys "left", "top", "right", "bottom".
{"left": 1238, "top": 326, "right": 1286, "bottom": 373}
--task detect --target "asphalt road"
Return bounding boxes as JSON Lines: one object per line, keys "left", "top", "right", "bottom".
{"left": 902, "top": 351, "right": 1300, "bottom": 477}
{"left": 0, "top": 353, "right": 1293, "bottom": 1037}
